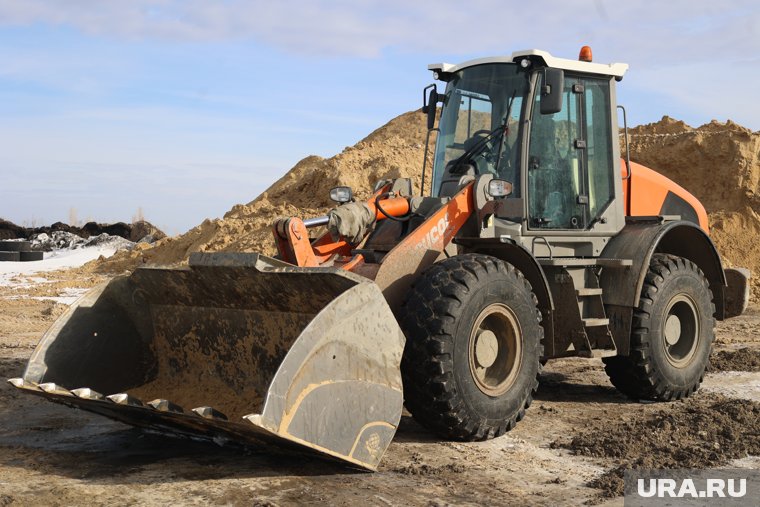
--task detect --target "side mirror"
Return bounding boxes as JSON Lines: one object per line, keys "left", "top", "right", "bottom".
{"left": 488, "top": 179, "right": 513, "bottom": 198}
{"left": 329, "top": 186, "right": 353, "bottom": 203}
{"left": 423, "top": 84, "right": 439, "bottom": 130}
{"left": 540, "top": 68, "right": 564, "bottom": 115}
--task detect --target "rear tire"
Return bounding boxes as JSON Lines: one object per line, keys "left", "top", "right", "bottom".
{"left": 603, "top": 254, "right": 715, "bottom": 400}
{"left": 399, "top": 253, "right": 543, "bottom": 440}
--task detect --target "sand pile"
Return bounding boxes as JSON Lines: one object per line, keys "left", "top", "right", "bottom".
{"left": 100, "top": 112, "right": 760, "bottom": 297}
{"left": 99, "top": 110, "right": 431, "bottom": 271}
{"left": 626, "top": 117, "right": 760, "bottom": 294}
{"left": 626, "top": 117, "right": 760, "bottom": 212}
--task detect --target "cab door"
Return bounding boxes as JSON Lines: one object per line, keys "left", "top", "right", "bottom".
{"left": 526, "top": 73, "right": 620, "bottom": 234}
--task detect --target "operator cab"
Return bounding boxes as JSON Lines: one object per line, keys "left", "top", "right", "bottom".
{"left": 427, "top": 49, "right": 629, "bottom": 257}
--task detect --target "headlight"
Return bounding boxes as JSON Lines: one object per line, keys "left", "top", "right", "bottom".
{"left": 488, "top": 179, "right": 513, "bottom": 198}
{"left": 329, "top": 186, "right": 354, "bottom": 203}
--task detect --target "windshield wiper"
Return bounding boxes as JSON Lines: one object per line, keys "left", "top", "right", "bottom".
{"left": 450, "top": 125, "right": 505, "bottom": 174}
{"left": 493, "top": 90, "right": 518, "bottom": 170}
{"left": 451, "top": 90, "right": 518, "bottom": 175}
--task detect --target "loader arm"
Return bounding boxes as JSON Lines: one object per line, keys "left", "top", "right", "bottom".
{"left": 373, "top": 183, "right": 475, "bottom": 311}
{"left": 272, "top": 183, "right": 410, "bottom": 267}
{"left": 271, "top": 181, "right": 477, "bottom": 310}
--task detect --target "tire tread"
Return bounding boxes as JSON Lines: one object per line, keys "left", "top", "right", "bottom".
{"left": 400, "top": 253, "right": 544, "bottom": 441}
{"left": 603, "top": 254, "right": 715, "bottom": 401}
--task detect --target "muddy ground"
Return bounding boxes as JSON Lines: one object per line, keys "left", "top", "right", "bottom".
{"left": 0, "top": 269, "right": 758, "bottom": 506}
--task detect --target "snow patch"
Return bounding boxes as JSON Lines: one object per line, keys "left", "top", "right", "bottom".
{"left": 29, "top": 287, "right": 92, "bottom": 305}
{"left": 31, "top": 231, "right": 134, "bottom": 252}
{"left": 0, "top": 232, "right": 133, "bottom": 289}
{"left": 702, "top": 371, "right": 760, "bottom": 402}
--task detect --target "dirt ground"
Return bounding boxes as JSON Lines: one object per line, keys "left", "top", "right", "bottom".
{"left": 0, "top": 268, "right": 758, "bottom": 506}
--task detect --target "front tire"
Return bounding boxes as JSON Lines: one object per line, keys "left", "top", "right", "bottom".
{"left": 603, "top": 254, "right": 715, "bottom": 400}
{"left": 399, "top": 254, "right": 543, "bottom": 440}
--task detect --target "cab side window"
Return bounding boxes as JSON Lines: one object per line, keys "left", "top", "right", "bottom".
{"left": 528, "top": 74, "right": 585, "bottom": 229}
{"left": 584, "top": 79, "right": 614, "bottom": 220}
{"left": 528, "top": 73, "right": 614, "bottom": 229}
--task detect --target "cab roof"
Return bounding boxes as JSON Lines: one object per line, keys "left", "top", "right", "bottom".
{"left": 428, "top": 49, "right": 628, "bottom": 78}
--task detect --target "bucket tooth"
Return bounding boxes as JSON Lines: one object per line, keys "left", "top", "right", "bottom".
{"left": 38, "top": 383, "right": 73, "bottom": 396}
{"left": 148, "top": 399, "right": 184, "bottom": 413}
{"left": 192, "top": 406, "right": 228, "bottom": 421}
{"left": 107, "top": 393, "right": 143, "bottom": 406}
{"left": 71, "top": 388, "right": 105, "bottom": 401}
{"left": 8, "top": 378, "right": 40, "bottom": 391}
{"left": 243, "top": 413, "right": 263, "bottom": 425}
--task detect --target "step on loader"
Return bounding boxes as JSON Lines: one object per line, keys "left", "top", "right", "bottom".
{"left": 11, "top": 47, "right": 750, "bottom": 470}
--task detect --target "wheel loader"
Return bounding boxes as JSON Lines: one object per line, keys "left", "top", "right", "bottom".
{"left": 10, "top": 47, "right": 750, "bottom": 470}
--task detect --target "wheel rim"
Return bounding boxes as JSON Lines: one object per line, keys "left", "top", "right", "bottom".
{"left": 468, "top": 303, "right": 522, "bottom": 396}
{"left": 662, "top": 294, "right": 700, "bottom": 368}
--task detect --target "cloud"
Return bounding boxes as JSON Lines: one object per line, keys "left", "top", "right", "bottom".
{"left": 0, "top": 0, "right": 758, "bottom": 62}
{"left": 0, "top": 0, "right": 407, "bottom": 56}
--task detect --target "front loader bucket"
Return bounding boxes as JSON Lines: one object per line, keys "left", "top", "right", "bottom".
{"left": 9, "top": 252, "right": 405, "bottom": 470}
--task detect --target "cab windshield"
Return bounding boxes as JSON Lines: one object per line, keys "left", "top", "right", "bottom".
{"left": 431, "top": 63, "right": 529, "bottom": 197}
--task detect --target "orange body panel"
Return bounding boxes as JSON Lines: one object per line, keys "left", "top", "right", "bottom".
{"left": 380, "top": 184, "right": 473, "bottom": 263}
{"left": 373, "top": 183, "right": 474, "bottom": 306}
{"left": 621, "top": 159, "right": 709, "bottom": 232}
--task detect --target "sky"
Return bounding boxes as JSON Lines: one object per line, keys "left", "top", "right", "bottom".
{"left": 0, "top": 1, "right": 758, "bottom": 235}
